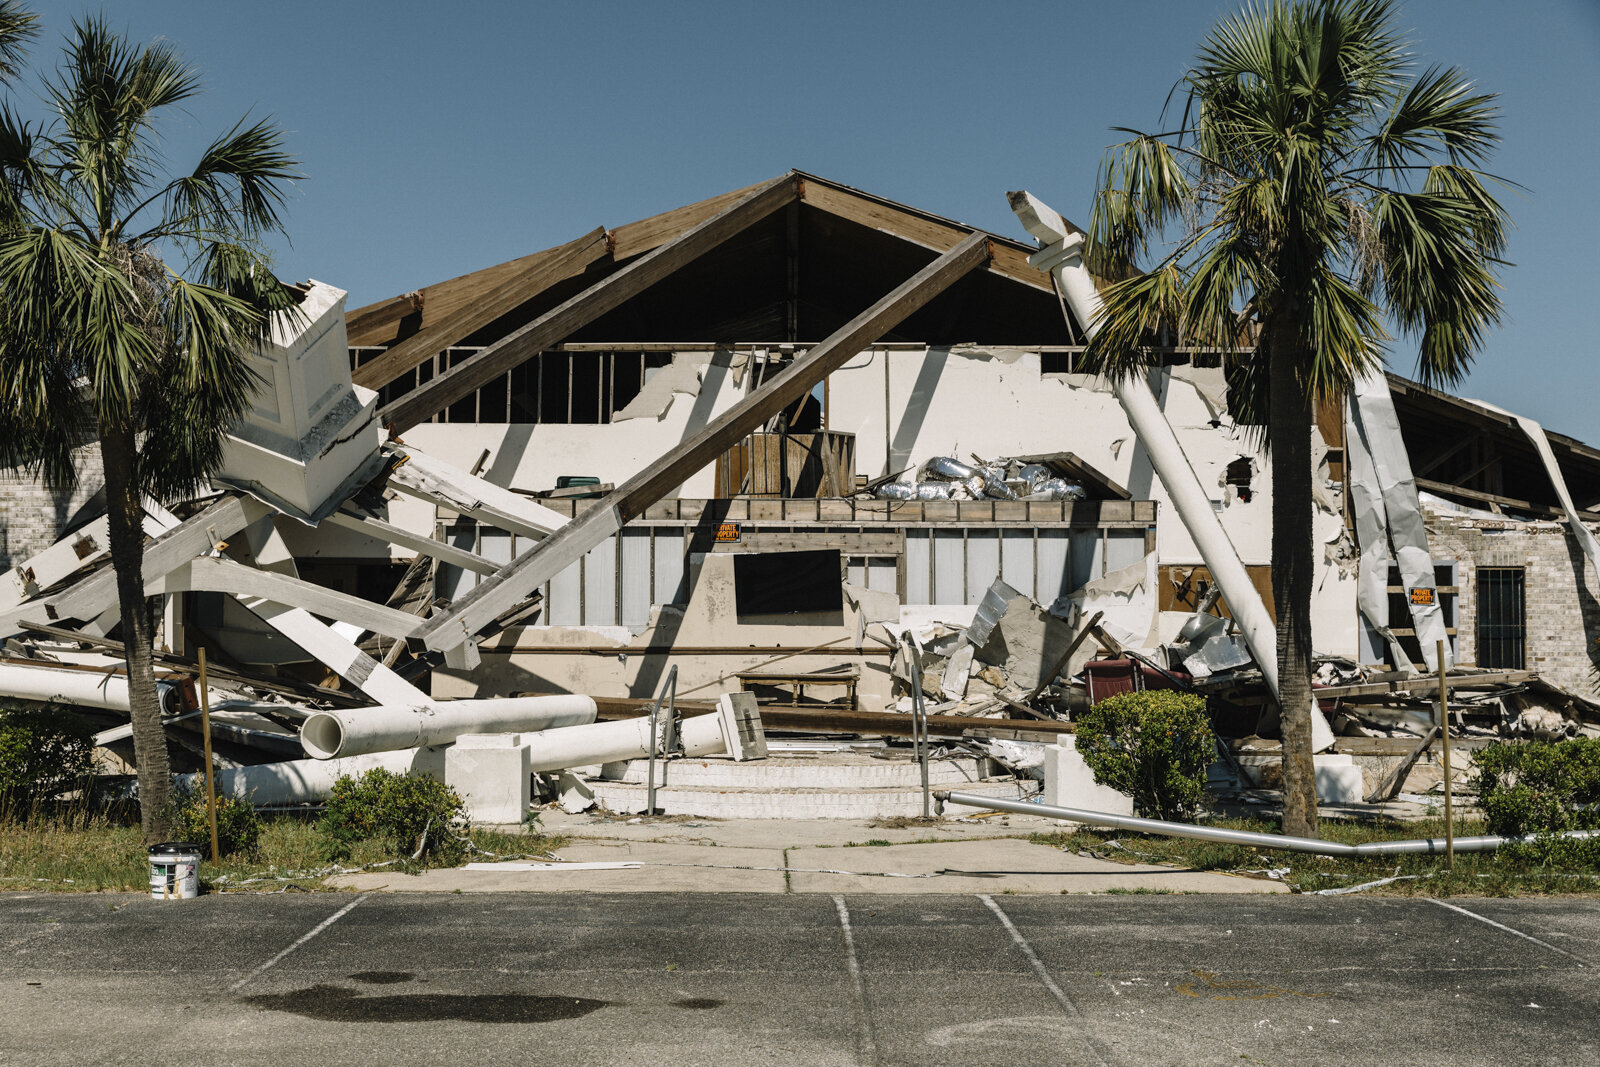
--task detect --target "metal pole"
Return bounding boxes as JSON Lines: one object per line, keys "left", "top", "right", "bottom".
{"left": 1438, "top": 639, "right": 1454, "bottom": 869}
{"left": 197, "top": 648, "right": 221, "bottom": 864}
{"left": 646, "top": 704, "right": 658, "bottom": 817}
{"left": 937, "top": 791, "right": 1598, "bottom": 856}
{"left": 901, "top": 632, "right": 930, "bottom": 819}
{"left": 645, "top": 665, "right": 678, "bottom": 817}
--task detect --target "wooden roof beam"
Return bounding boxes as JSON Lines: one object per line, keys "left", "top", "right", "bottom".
{"left": 353, "top": 227, "right": 610, "bottom": 391}
{"left": 379, "top": 174, "right": 802, "bottom": 433}
{"left": 412, "top": 230, "right": 994, "bottom": 652}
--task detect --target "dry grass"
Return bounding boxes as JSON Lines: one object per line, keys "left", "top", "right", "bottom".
{"left": 1031, "top": 815, "right": 1600, "bottom": 896}
{"left": 0, "top": 801, "right": 568, "bottom": 893}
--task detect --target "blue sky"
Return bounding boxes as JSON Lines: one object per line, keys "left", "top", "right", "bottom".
{"left": 25, "top": 0, "right": 1600, "bottom": 443}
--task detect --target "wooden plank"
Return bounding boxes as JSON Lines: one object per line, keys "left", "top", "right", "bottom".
{"left": 1414, "top": 477, "right": 1600, "bottom": 523}
{"left": 347, "top": 245, "right": 586, "bottom": 349}
{"left": 798, "top": 179, "right": 1055, "bottom": 293}
{"left": 344, "top": 291, "right": 422, "bottom": 348}
{"left": 352, "top": 227, "right": 609, "bottom": 391}
{"left": 609, "top": 181, "right": 767, "bottom": 261}
{"left": 1309, "top": 669, "right": 1533, "bottom": 701}
{"left": 380, "top": 175, "right": 800, "bottom": 433}
{"left": 1364, "top": 725, "right": 1440, "bottom": 803}
{"left": 413, "top": 231, "right": 993, "bottom": 651}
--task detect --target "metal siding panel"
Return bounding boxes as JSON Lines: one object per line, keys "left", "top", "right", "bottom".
{"left": 966, "top": 529, "right": 1000, "bottom": 605}
{"left": 906, "top": 531, "right": 931, "bottom": 605}
{"left": 1001, "top": 531, "right": 1034, "bottom": 601}
{"left": 620, "top": 528, "right": 652, "bottom": 631}
{"left": 932, "top": 529, "right": 965, "bottom": 604}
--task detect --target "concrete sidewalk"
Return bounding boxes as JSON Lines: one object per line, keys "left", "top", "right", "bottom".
{"left": 328, "top": 809, "right": 1291, "bottom": 895}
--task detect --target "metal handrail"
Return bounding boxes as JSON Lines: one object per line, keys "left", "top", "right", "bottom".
{"left": 937, "top": 791, "right": 1600, "bottom": 856}
{"left": 646, "top": 665, "right": 679, "bottom": 816}
{"left": 900, "top": 631, "right": 931, "bottom": 818}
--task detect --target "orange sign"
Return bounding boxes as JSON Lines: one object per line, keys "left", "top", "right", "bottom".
{"left": 1409, "top": 587, "right": 1435, "bottom": 606}
{"left": 713, "top": 522, "right": 742, "bottom": 544}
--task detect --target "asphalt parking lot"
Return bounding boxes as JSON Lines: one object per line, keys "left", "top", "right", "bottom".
{"left": 2, "top": 892, "right": 1597, "bottom": 1066}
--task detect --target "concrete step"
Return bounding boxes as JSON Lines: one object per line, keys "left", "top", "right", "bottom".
{"left": 601, "top": 753, "right": 991, "bottom": 789}
{"left": 584, "top": 777, "right": 1030, "bottom": 820}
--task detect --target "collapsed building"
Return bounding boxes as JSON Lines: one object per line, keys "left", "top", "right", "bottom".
{"left": 3, "top": 170, "right": 1598, "bottom": 818}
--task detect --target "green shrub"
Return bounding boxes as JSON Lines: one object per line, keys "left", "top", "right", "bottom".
{"left": 172, "top": 785, "right": 262, "bottom": 859}
{"left": 1476, "top": 739, "right": 1600, "bottom": 865}
{"left": 0, "top": 704, "right": 95, "bottom": 807}
{"left": 1074, "top": 690, "right": 1216, "bottom": 821}
{"left": 318, "top": 769, "right": 466, "bottom": 866}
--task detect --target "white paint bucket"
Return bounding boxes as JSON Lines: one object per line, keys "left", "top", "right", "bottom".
{"left": 148, "top": 843, "right": 203, "bottom": 900}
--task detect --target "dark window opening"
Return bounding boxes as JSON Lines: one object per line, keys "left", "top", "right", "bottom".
{"left": 1476, "top": 567, "right": 1525, "bottom": 670}
{"left": 1225, "top": 457, "right": 1254, "bottom": 502}
{"left": 733, "top": 549, "right": 841, "bottom": 617}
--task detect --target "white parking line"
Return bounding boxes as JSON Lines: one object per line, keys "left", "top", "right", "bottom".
{"left": 228, "top": 893, "right": 372, "bottom": 993}
{"left": 832, "top": 895, "right": 879, "bottom": 1067}
{"left": 980, "top": 895, "right": 1112, "bottom": 1067}
{"left": 1430, "top": 899, "right": 1588, "bottom": 967}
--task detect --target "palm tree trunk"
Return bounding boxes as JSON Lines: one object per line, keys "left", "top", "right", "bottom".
{"left": 1268, "top": 328, "right": 1319, "bottom": 839}
{"left": 99, "top": 416, "right": 174, "bottom": 844}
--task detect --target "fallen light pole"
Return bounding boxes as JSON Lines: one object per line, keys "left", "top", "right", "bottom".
{"left": 299, "top": 694, "right": 598, "bottom": 759}
{"left": 937, "top": 791, "right": 1597, "bottom": 857}
{"left": 525, "top": 705, "right": 748, "bottom": 774}
{"left": 180, "top": 748, "right": 445, "bottom": 806}
{"left": 0, "top": 661, "right": 186, "bottom": 715}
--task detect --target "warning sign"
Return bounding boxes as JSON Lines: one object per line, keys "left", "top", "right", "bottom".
{"left": 1409, "top": 587, "right": 1436, "bottom": 607}
{"left": 713, "top": 522, "right": 742, "bottom": 544}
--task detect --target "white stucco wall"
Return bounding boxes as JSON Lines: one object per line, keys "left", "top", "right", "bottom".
{"left": 376, "top": 343, "right": 1359, "bottom": 657}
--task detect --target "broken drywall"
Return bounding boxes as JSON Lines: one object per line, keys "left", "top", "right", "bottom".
{"left": 612, "top": 352, "right": 709, "bottom": 422}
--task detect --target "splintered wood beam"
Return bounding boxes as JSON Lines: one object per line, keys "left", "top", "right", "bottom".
{"left": 236, "top": 596, "right": 428, "bottom": 706}
{"left": 323, "top": 508, "right": 500, "bottom": 575}
{"left": 345, "top": 290, "right": 423, "bottom": 347}
{"left": 385, "top": 445, "right": 569, "bottom": 540}
{"left": 379, "top": 174, "right": 800, "bottom": 433}
{"left": 413, "top": 230, "right": 993, "bottom": 652}
{"left": 0, "top": 494, "right": 259, "bottom": 636}
{"left": 352, "top": 227, "right": 609, "bottom": 392}
{"left": 155, "top": 556, "right": 429, "bottom": 639}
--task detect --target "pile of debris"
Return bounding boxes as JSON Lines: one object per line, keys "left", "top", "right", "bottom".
{"left": 873, "top": 454, "right": 1085, "bottom": 501}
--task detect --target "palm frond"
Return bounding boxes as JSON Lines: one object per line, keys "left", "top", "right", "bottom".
{"left": 154, "top": 116, "right": 297, "bottom": 242}
{"left": 0, "top": 1, "right": 39, "bottom": 84}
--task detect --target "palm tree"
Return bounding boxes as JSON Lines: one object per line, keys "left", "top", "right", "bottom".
{"left": 0, "top": 13, "right": 298, "bottom": 841}
{"left": 1083, "top": 0, "right": 1508, "bottom": 837}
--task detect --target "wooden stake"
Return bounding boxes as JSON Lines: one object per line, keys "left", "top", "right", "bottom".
{"left": 198, "top": 647, "right": 221, "bottom": 864}
{"left": 1437, "top": 639, "right": 1454, "bottom": 869}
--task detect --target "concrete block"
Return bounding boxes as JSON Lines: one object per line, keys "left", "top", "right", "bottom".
{"left": 1314, "top": 753, "right": 1364, "bottom": 805}
{"left": 1043, "top": 738, "right": 1134, "bottom": 816}
{"left": 554, "top": 772, "right": 595, "bottom": 813}
{"left": 445, "top": 733, "right": 531, "bottom": 825}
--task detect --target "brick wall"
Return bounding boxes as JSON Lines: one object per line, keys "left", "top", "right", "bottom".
{"left": 0, "top": 445, "right": 104, "bottom": 571}
{"left": 1424, "top": 507, "right": 1600, "bottom": 693}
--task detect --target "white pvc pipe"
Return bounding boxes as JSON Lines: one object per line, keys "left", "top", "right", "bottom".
{"left": 300, "top": 695, "right": 597, "bottom": 759}
{"left": 178, "top": 747, "right": 446, "bottom": 805}
{"left": 1008, "top": 191, "right": 1333, "bottom": 751}
{"left": 942, "top": 790, "right": 1600, "bottom": 857}
{"left": 0, "top": 661, "right": 182, "bottom": 715}
{"left": 524, "top": 711, "right": 727, "bottom": 773}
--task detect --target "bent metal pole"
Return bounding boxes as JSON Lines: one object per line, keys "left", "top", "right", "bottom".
{"left": 1007, "top": 190, "right": 1333, "bottom": 751}
{"left": 937, "top": 791, "right": 1598, "bottom": 857}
